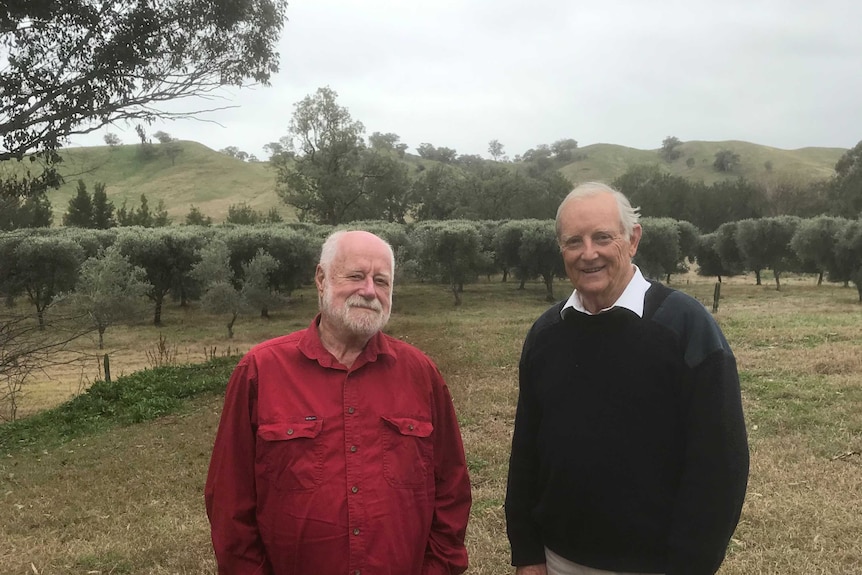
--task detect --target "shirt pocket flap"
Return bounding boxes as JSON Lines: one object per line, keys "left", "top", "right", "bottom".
{"left": 258, "top": 419, "right": 322, "bottom": 441}
{"left": 381, "top": 415, "right": 433, "bottom": 438}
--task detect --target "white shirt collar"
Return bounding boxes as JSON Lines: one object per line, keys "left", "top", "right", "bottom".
{"left": 561, "top": 266, "right": 651, "bottom": 318}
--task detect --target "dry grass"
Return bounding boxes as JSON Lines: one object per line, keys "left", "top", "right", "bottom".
{"left": 1, "top": 275, "right": 861, "bottom": 574}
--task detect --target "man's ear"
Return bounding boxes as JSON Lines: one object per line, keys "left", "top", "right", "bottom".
{"left": 628, "top": 224, "right": 643, "bottom": 257}
{"left": 314, "top": 265, "right": 325, "bottom": 293}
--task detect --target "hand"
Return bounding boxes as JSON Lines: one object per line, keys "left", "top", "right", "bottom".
{"left": 515, "top": 565, "right": 547, "bottom": 575}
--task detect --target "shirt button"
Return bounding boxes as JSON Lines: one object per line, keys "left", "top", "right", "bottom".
{"left": 286, "top": 429, "right": 294, "bottom": 435}
{"left": 347, "top": 407, "right": 355, "bottom": 414}
{"left": 354, "top": 571, "right": 361, "bottom": 575}
{"left": 351, "top": 485, "right": 358, "bottom": 493}
{"left": 408, "top": 424, "right": 414, "bottom": 431}
{"left": 353, "top": 528, "right": 360, "bottom": 535}
{"left": 350, "top": 445, "right": 357, "bottom": 453}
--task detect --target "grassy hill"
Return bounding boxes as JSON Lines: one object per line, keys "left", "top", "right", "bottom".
{"left": 45, "top": 141, "right": 293, "bottom": 224}
{"left": 19, "top": 139, "right": 848, "bottom": 225}
{"left": 560, "top": 141, "right": 845, "bottom": 187}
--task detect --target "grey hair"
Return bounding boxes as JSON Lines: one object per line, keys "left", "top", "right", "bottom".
{"left": 555, "top": 181, "right": 641, "bottom": 240}
{"left": 318, "top": 230, "right": 395, "bottom": 278}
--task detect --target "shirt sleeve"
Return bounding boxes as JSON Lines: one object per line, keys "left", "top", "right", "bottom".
{"left": 423, "top": 365, "right": 472, "bottom": 575}
{"left": 204, "top": 357, "right": 273, "bottom": 575}
{"left": 667, "top": 347, "right": 750, "bottom": 575}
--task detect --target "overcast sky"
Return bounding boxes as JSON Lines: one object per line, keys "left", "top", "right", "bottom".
{"left": 70, "top": 0, "right": 862, "bottom": 159}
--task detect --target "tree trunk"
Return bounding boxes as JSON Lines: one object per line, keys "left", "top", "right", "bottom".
{"left": 451, "top": 284, "right": 462, "bottom": 306}
{"left": 755, "top": 270, "right": 762, "bottom": 285}
{"left": 774, "top": 270, "right": 781, "bottom": 291}
{"left": 153, "top": 296, "right": 163, "bottom": 326}
{"left": 817, "top": 271, "right": 824, "bottom": 286}
{"left": 227, "top": 312, "right": 237, "bottom": 338}
{"left": 543, "top": 274, "right": 555, "bottom": 302}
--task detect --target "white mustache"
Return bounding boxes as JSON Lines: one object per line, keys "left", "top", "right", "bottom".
{"left": 346, "top": 296, "right": 382, "bottom": 312}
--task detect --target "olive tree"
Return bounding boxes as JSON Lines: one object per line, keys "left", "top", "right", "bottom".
{"left": 14, "top": 235, "right": 84, "bottom": 328}
{"left": 115, "top": 228, "right": 202, "bottom": 325}
{"left": 789, "top": 216, "right": 850, "bottom": 285}
{"left": 67, "top": 245, "right": 151, "bottom": 349}
{"left": 409, "top": 221, "right": 488, "bottom": 306}
{"left": 192, "top": 240, "right": 278, "bottom": 337}
{"left": 833, "top": 220, "right": 862, "bottom": 301}
{"left": 695, "top": 232, "right": 742, "bottom": 282}
{"left": 714, "top": 222, "right": 747, "bottom": 282}
{"left": 515, "top": 220, "right": 565, "bottom": 301}
{"left": 736, "top": 216, "right": 802, "bottom": 291}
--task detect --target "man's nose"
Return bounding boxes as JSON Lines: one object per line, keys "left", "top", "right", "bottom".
{"left": 581, "top": 239, "right": 599, "bottom": 259}
{"left": 357, "top": 275, "right": 376, "bottom": 296}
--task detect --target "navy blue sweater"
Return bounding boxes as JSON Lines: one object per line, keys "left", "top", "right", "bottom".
{"left": 505, "top": 282, "right": 749, "bottom": 575}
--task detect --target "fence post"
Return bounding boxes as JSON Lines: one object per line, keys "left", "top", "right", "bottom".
{"left": 712, "top": 282, "right": 721, "bottom": 313}
{"left": 103, "top": 353, "right": 111, "bottom": 383}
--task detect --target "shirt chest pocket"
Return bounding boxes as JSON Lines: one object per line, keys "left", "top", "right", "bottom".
{"left": 381, "top": 415, "right": 433, "bottom": 488}
{"left": 257, "top": 418, "right": 324, "bottom": 491}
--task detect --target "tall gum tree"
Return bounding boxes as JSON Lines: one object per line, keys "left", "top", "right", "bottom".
{"left": 1, "top": 0, "right": 287, "bottom": 197}
{"left": 275, "top": 87, "right": 369, "bottom": 224}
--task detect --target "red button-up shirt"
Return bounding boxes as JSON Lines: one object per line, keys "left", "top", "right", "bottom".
{"left": 205, "top": 316, "right": 471, "bottom": 575}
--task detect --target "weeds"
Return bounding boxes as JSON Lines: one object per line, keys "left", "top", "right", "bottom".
{"left": 145, "top": 333, "right": 178, "bottom": 367}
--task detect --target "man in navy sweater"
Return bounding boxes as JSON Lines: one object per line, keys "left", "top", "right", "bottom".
{"left": 505, "top": 182, "right": 749, "bottom": 575}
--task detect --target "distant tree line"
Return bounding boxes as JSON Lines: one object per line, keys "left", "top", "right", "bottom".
{"left": 6, "top": 88, "right": 862, "bottom": 233}
{"left": 271, "top": 86, "right": 575, "bottom": 225}
{"left": 272, "top": 87, "right": 862, "bottom": 229}
{"left": 2, "top": 217, "right": 860, "bottom": 351}
{"left": 611, "top": 155, "right": 862, "bottom": 233}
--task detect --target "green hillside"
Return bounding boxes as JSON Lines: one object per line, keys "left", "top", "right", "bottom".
{"left": 12, "top": 139, "right": 846, "bottom": 226}
{"left": 45, "top": 141, "right": 293, "bottom": 224}
{"left": 560, "top": 141, "right": 844, "bottom": 187}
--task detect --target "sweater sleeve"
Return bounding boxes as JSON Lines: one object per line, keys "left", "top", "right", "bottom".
{"left": 505, "top": 327, "right": 549, "bottom": 567}
{"left": 665, "top": 308, "right": 749, "bottom": 575}
{"left": 204, "top": 357, "right": 273, "bottom": 575}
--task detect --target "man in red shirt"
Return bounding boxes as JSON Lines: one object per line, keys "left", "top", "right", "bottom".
{"left": 205, "top": 230, "right": 471, "bottom": 575}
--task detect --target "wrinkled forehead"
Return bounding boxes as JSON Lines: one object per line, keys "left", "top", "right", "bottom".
{"left": 333, "top": 240, "right": 394, "bottom": 274}
{"left": 561, "top": 195, "right": 624, "bottom": 232}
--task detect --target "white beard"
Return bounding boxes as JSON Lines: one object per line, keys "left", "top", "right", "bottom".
{"left": 322, "top": 288, "right": 390, "bottom": 339}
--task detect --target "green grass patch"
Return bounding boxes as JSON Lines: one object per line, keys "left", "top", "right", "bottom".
{"left": 74, "top": 551, "right": 135, "bottom": 574}
{"left": 0, "top": 356, "right": 236, "bottom": 453}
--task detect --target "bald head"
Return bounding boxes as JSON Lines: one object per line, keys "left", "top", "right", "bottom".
{"left": 319, "top": 230, "right": 395, "bottom": 281}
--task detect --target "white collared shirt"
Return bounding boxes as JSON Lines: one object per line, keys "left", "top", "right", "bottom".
{"left": 561, "top": 265, "right": 651, "bottom": 318}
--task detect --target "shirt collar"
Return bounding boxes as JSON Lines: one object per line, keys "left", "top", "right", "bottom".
{"left": 561, "top": 265, "right": 650, "bottom": 318}
{"left": 299, "top": 313, "right": 396, "bottom": 368}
